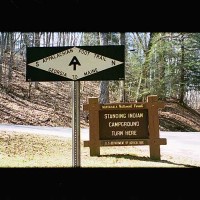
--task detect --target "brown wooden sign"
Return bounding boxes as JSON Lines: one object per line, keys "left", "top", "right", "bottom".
{"left": 99, "top": 109, "right": 149, "bottom": 140}
{"left": 83, "top": 95, "right": 167, "bottom": 160}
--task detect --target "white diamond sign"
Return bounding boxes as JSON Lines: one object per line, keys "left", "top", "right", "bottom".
{"left": 26, "top": 45, "right": 125, "bottom": 81}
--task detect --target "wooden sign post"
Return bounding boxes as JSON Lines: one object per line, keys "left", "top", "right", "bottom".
{"left": 83, "top": 95, "right": 167, "bottom": 160}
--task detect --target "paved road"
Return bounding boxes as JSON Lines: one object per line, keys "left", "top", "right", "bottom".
{"left": 0, "top": 124, "right": 89, "bottom": 140}
{"left": 160, "top": 131, "right": 200, "bottom": 164}
{"left": 0, "top": 124, "right": 200, "bottom": 166}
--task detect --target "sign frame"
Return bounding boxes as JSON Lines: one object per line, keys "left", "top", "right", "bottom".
{"left": 83, "top": 95, "right": 167, "bottom": 160}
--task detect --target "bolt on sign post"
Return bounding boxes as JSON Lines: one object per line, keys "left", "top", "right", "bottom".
{"left": 26, "top": 45, "right": 125, "bottom": 167}
{"left": 83, "top": 95, "right": 167, "bottom": 160}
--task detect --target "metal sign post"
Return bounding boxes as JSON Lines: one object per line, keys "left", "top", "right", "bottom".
{"left": 72, "top": 80, "right": 81, "bottom": 167}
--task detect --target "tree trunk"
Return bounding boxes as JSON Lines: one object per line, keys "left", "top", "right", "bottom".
{"left": 34, "top": 32, "right": 40, "bottom": 89}
{"left": 119, "top": 32, "right": 126, "bottom": 102}
{"left": 8, "top": 33, "right": 14, "bottom": 82}
{"left": 180, "top": 34, "right": 185, "bottom": 104}
{"left": 136, "top": 32, "right": 155, "bottom": 101}
{"left": 0, "top": 32, "right": 5, "bottom": 83}
{"left": 158, "top": 33, "right": 166, "bottom": 100}
{"left": 99, "top": 32, "right": 109, "bottom": 103}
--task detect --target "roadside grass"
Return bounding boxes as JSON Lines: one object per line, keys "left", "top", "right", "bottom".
{"left": 0, "top": 131, "right": 188, "bottom": 168}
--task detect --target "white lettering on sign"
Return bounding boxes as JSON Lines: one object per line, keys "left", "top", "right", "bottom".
{"left": 112, "top": 131, "right": 124, "bottom": 136}
{"left": 108, "top": 121, "right": 139, "bottom": 127}
{"left": 124, "top": 130, "right": 137, "bottom": 136}
{"left": 104, "top": 113, "right": 127, "bottom": 119}
{"left": 104, "top": 140, "right": 144, "bottom": 146}
{"left": 133, "top": 104, "right": 144, "bottom": 108}
{"left": 103, "top": 113, "right": 144, "bottom": 119}
{"left": 101, "top": 105, "right": 118, "bottom": 109}
{"left": 27, "top": 47, "right": 123, "bottom": 81}
{"left": 127, "top": 113, "right": 144, "bottom": 118}
{"left": 111, "top": 130, "right": 138, "bottom": 136}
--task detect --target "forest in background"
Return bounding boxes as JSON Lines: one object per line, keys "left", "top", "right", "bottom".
{"left": 0, "top": 32, "right": 200, "bottom": 110}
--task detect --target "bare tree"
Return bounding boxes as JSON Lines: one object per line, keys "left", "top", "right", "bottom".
{"left": 119, "top": 32, "right": 126, "bottom": 102}
{"left": 34, "top": 32, "right": 40, "bottom": 89}
{"left": 8, "top": 33, "right": 13, "bottom": 78}
{"left": 0, "top": 32, "right": 5, "bottom": 83}
{"left": 99, "top": 32, "right": 109, "bottom": 104}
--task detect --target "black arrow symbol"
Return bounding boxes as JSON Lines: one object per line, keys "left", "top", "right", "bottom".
{"left": 69, "top": 56, "right": 81, "bottom": 70}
